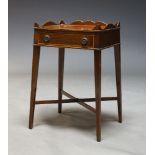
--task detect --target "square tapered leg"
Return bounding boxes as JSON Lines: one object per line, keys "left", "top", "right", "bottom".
{"left": 114, "top": 44, "right": 122, "bottom": 123}
{"left": 29, "top": 46, "right": 40, "bottom": 129}
{"left": 94, "top": 50, "right": 102, "bottom": 142}
{"left": 58, "top": 48, "right": 65, "bottom": 113}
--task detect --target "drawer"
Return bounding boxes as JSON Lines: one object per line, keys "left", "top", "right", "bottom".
{"left": 37, "top": 32, "right": 94, "bottom": 48}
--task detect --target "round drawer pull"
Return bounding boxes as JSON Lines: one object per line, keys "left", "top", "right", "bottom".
{"left": 81, "top": 37, "right": 88, "bottom": 46}
{"left": 43, "top": 35, "right": 50, "bottom": 42}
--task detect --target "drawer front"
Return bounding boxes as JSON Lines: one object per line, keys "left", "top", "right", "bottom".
{"left": 38, "top": 32, "right": 94, "bottom": 48}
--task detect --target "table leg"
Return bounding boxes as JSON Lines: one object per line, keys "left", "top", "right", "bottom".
{"left": 29, "top": 46, "right": 40, "bottom": 129}
{"left": 94, "top": 50, "right": 101, "bottom": 142}
{"left": 58, "top": 48, "right": 65, "bottom": 113}
{"left": 114, "top": 44, "right": 122, "bottom": 123}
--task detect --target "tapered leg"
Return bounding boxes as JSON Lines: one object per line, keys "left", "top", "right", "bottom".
{"left": 29, "top": 46, "right": 40, "bottom": 129}
{"left": 94, "top": 50, "right": 102, "bottom": 142}
{"left": 58, "top": 48, "right": 65, "bottom": 113}
{"left": 114, "top": 44, "right": 122, "bottom": 123}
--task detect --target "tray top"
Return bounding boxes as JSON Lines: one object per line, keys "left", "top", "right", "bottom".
{"left": 34, "top": 20, "right": 120, "bottom": 32}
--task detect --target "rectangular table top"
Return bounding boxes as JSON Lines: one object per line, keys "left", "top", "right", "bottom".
{"left": 33, "top": 20, "right": 120, "bottom": 50}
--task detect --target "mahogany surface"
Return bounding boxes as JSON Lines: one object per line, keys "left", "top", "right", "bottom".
{"left": 33, "top": 20, "right": 120, "bottom": 50}
{"left": 29, "top": 20, "right": 122, "bottom": 142}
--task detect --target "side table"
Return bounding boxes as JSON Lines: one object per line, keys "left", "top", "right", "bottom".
{"left": 29, "top": 20, "right": 122, "bottom": 142}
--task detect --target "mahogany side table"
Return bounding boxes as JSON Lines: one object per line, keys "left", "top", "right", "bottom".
{"left": 29, "top": 20, "right": 122, "bottom": 142}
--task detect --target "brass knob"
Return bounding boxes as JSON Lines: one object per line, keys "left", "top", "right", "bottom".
{"left": 81, "top": 37, "right": 88, "bottom": 46}
{"left": 43, "top": 35, "right": 50, "bottom": 42}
